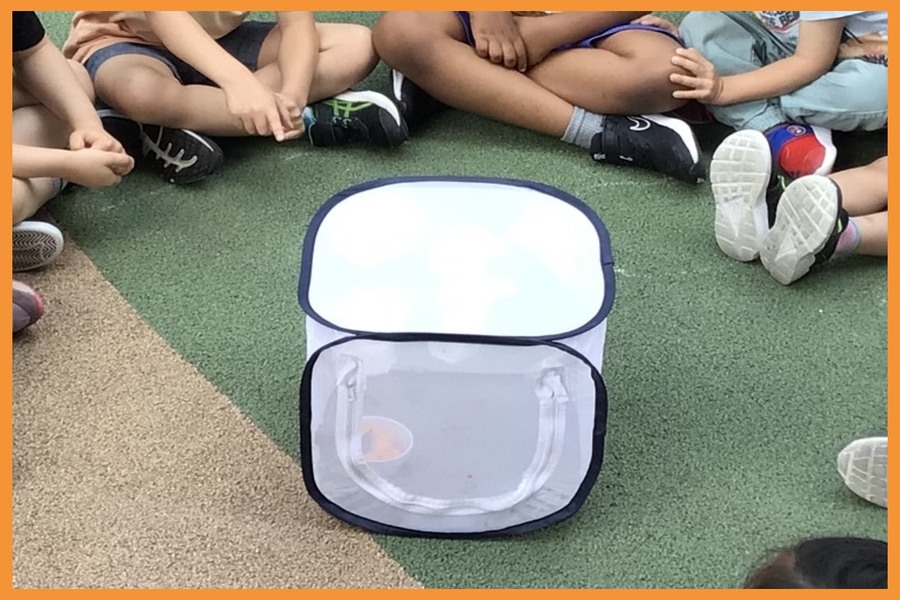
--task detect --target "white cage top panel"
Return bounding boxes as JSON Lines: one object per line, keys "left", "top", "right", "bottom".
{"left": 300, "top": 178, "right": 615, "bottom": 338}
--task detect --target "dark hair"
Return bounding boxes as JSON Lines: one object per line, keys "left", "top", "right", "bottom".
{"left": 745, "top": 537, "right": 887, "bottom": 589}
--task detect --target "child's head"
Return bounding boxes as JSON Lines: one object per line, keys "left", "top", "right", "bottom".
{"left": 745, "top": 537, "right": 887, "bottom": 589}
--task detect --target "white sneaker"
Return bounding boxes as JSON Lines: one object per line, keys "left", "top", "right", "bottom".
{"left": 709, "top": 130, "right": 772, "bottom": 262}
{"left": 12, "top": 220, "right": 64, "bottom": 272}
{"left": 836, "top": 436, "right": 887, "bottom": 508}
{"left": 760, "top": 175, "right": 846, "bottom": 286}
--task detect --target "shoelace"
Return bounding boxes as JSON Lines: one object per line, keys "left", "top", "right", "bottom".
{"left": 330, "top": 117, "right": 368, "bottom": 144}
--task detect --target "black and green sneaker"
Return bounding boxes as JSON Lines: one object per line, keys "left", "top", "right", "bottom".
{"left": 760, "top": 175, "right": 849, "bottom": 285}
{"left": 304, "top": 91, "right": 409, "bottom": 148}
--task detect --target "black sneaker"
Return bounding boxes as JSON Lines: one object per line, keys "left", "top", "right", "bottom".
{"left": 304, "top": 91, "right": 409, "bottom": 148}
{"left": 140, "top": 124, "right": 224, "bottom": 184}
{"left": 97, "top": 108, "right": 143, "bottom": 159}
{"left": 759, "top": 175, "right": 849, "bottom": 285}
{"left": 590, "top": 114, "right": 703, "bottom": 183}
{"left": 389, "top": 69, "right": 447, "bottom": 129}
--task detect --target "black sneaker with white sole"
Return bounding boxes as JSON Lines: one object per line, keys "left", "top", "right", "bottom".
{"left": 304, "top": 91, "right": 409, "bottom": 148}
{"left": 140, "top": 124, "right": 224, "bottom": 185}
{"left": 759, "top": 175, "right": 849, "bottom": 285}
{"left": 590, "top": 114, "right": 703, "bottom": 183}
{"left": 389, "top": 69, "right": 447, "bottom": 129}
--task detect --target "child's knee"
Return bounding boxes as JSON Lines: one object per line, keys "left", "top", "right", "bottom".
{"left": 870, "top": 156, "right": 888, "bottom": 173}
{"left": 340, "top": 23, "right": 375, "bottom": 53}
{"left": 373, "top": 12, "right": 434, "bottom": 66}
{"left": 329, "top": 24, "right": 377, "bottom": 83}
{"left": 98, "top": 68, "right": 175, "bottom": 123}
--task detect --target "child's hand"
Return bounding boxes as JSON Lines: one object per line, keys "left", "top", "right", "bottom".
{"left": 63, "top": 148, "right": 134, "bottom": 188}
{"left": 469, "top": 12, "right": 529, "bottom": 71}
{"left": 69, "top": 125, "right": 125, "bottom": 154}
{"left": 669, "top": 47, "right": 725, "bottom": 104}
{"left": 512, "top": 15, "right": 553, "bottom": 68}
{"left": 275, "top": 93, "right": 305, "bottom": 140}
{"left": 224, "top": 79, "right": 293, "bottom": 141}
{"left": 631, "top": 14, "right": 680, "bottom": 36}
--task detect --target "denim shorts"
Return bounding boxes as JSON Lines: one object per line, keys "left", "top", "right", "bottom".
{"left": 84, "top": 20, "right": 276, "bottom": 86}
{"left": 453, "top": 12, "right": 683, "bottom": 50}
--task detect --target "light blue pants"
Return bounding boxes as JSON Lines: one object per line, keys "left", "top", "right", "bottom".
{"left": 679, "top": 11, "right": 887, "bottom": 132}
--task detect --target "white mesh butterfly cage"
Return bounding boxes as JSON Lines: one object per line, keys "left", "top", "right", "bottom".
{"left": 298, "top": 177, "right": 615, "bottom": 537}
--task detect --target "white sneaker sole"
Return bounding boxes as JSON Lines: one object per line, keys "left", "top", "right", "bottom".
{"left": 331, "top": 90, "right": 403, "bottom": 127}
{"left": 709, "top": 130, "right": 771, "bottom": 262}
{"left": 12, "top": 221, "right": 64, "bottom": 272}
{"left": 836, "top": 436, "right": 887, "bottom": 508}
{"left": 760, "top": 175, "right": 838, "bottom": 285}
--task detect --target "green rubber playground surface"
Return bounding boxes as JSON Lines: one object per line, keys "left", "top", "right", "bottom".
{"left": 12, "top": 12, "right": 886, "bottom": 589}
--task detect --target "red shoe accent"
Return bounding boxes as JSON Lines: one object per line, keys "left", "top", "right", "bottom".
{"left": 777, "top": 133, "right": 827, "bottom": 178}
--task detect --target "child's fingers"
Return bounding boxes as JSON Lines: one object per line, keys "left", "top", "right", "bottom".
{"left": 488, "top": 39, "right": 504, "bottom": 64}
{"left": 513, "top": 37, "right": 528, "bottom": 71}
{"left": 275, "top": 99, "right": 295, "bottom": 133}
{"left": 671, "top": 55, "right": 701, "bottom": 74}
{"left": 672, "top": 88, "right": 706, "bottom": 100}
{"left": 282, "top": 126, "right": 304, "bottom": 141}
{"left": 106, "top": 151, "right": 135, "bottom": 170}
{"left": 69, "top": 133, "right": 86, "bottom": 151}
{"left": 669, "top": 73, "right": 702, "bottom": 88}
{"left": 674, "top": 47, "right": 701, "bottom": 60}
{"left": 275, "top": 94, "right": 300, "bottom": 132}
{"left": 266, "top": 111, "right": 285, "bottom": 142}
{"left": 475, "top": 36, "right": 489, "bottom": 59}
{"left": 501, "top": 41, "right": 519, "bottom": 69}
{"left": 94, "top": 135, "right": 123, "bottom": 153}
{"left": 675, "top": 47, "right": 714, "bottom": 73}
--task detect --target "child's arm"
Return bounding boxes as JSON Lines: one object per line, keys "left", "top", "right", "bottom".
{"left": 515, "top": 12, "right": 650, "bottom": 67}
{"left": 144, "top": 11, "right": 293, "bottom": 140}
{"left": 274, "top": 12, "right": 318, "bottom": 108}
{"left": 13, "top": 36, "right": 123, "bottom": 153}
{"left": 14, "top": 144, "right": 133, "bottom": 188}
{"left": 670, "top": 18, "right": 845, "bottom": 105}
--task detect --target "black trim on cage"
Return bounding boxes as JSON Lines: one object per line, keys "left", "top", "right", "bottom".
{"left": 298, "top": 332, "right": 608, "bottom": 539}
{"left": 297, "top": 176, "right": 616, "bottom": 342}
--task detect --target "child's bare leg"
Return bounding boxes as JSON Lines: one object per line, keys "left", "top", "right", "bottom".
{"left": 11, "top": 64, "right": 90, "bottom": 223}
{"left": 374, "top": 11, "right": 574, "bottom": 137}
{"left": 375, "top": 12, "right": 701, "bottom": 181}
{"left": 523, "top": 28, "right": 687, "bottom": 115}
{"left": 852, "top": 212, "right": 887, "bottom": 256}
{"left": 97, "top": 23, "right": 380, "bottom": 137}
{"left": 830, "top": 157, "right": 888, "bottom": 217}
{"left": 830, "top": 157, "right": 889, "bottom": 257}
{"left": 253, "top": 23, "right": 378, "bottom": 103}
{"left": 14, "top": 59, "right": 93, "bottom": 109}
{"left": 12, "top": 104, "right": 68, "bottom": 222}
{"left": 94, "top": 56, "right": 253, "bottom": 136}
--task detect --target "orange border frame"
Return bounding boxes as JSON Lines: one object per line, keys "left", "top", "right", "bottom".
{"left": 3, "top": 2, "right": 893, "bottom": 594}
